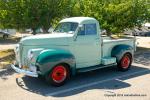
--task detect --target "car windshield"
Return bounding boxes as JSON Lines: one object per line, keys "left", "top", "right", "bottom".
{"left": 53, "top": 22, "right": 78, "bottom": 34}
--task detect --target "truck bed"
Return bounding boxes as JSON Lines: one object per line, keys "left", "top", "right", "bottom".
{"left": 102, "top": 37, "right": 135, "bottom": 57}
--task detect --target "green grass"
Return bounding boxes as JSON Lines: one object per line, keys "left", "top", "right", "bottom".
{"left": 0, "top": 49, "right": 15, "bottom": 69}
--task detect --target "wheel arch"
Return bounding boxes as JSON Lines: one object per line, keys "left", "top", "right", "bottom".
{"left": 36, "top": 49, "right": 76, "bottom": 76}
{"left": 111, "top": 44, "right": 134, "bottom": 63}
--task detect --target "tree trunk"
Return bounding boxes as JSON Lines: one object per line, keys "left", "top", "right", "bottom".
{"left": 43, "top": 25, "right": 51, "bottom": 33}
{"left": 32, "top": 28, "right": 37, "bottom": 35}
{"left": 42, "top": 28, "right": 49, "bottom": 33}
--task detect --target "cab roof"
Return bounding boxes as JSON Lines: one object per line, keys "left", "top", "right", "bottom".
{"left": 60, "top": 17, "right": 97, "bottom": 23}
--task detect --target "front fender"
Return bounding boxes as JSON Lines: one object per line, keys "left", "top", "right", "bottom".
{"left": 111, "top": 44, "right": 134, "bottom": 62}
{"left": 36, "top": 49, "right": 76, "bottom": 76}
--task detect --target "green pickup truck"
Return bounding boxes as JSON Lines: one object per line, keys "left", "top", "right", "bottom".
{"left": 11, "top": 17, "right": 136, "bottom": 86}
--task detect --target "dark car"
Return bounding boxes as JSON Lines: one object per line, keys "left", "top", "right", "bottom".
{"left": 0, "top": 29, "right": 16, "bottom": 39}
{"left": 132, "top": 28, "right": 150, "bottom": 36}
{"left": 0, "top": 31, "right": 9, "bottom": 39}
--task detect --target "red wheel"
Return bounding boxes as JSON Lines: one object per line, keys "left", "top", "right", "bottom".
{"left": 121, "top": 55, "right": 130, "bottom": 69}
{"left": 118, "top": 53, "right": 132, "bottom": 71}
{"left": 45, "top": 64, "right": 70, "bottom": 86}
{"left": 51, "top": 65, "right": 67, "bottom": 83}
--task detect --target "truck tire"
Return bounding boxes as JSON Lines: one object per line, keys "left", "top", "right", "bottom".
{"left": 45, "top": 64, "right": 70, "bottom": 86}
{"left": 3, "top": 34, "right": 8, "bottom": 39}
{"left": 117, "top": 53, "right": 132, "bottom": 71}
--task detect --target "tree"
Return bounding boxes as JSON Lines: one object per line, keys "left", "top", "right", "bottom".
{"left": 145, "top": 0, "right": 150, "bottom": 22}
{"left": 0, "top": 0, "right": 15, "bottom": 29}
{"left": 0, "top": 0, "right": 63, "bottom": 34}
{"left": 81, "top": 0, "right": 149, "bottom": 35}
{"left": 0, "top": 0, "right": 149, "bottom": 35}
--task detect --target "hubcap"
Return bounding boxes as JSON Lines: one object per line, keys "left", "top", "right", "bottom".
{"left": 121, "top": 55, "right": 130, "bottom": 69}
{"left": 51, "top": 65, "right": 67, "bottom": 83}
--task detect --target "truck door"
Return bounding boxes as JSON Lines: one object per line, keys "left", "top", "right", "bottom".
{"left": 73, "top": 23, "right": 101, "bottom": 68}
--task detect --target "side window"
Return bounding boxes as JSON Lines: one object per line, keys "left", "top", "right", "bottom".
{"left": 78, "top": 25, "right": 85, "bottom": 35}
{"left": 86, "top": 24, "right": 97, "bottom": 35}
{"left": 78, "top": 23, "right": 97, "bottom": 35}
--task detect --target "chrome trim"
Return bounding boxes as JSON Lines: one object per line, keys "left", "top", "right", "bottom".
{"left": 11, "top": 64, "right": 38, "bottom": 77}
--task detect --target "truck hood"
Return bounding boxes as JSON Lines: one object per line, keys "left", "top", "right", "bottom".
{"left": 20, "top": 33, "right": 73, "bottom": 46}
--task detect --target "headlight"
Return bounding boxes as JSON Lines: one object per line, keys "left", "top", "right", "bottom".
{"left": 27, "top": 50, "right": 34, "bottom": 60}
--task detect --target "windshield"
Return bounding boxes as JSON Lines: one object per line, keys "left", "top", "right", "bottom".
{"left": 53, "top": 22, "right": 78, "bottom": 33}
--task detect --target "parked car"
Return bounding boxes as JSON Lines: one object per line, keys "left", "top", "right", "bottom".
{"left": 0, "top": 29, "right": 16, "bottom": 39}
{"left": 123, "top": 29, "right": 133, "bottom": 36}
{"left": 144, "top": 23, "right": 150, "bottom": 29}
{"left": 132, "top": 28, "right": 149, "bottom": 36}
{"left": 11, "top": 17, "right": 136, "bottom": 86}
{"left": 0, "top": 31, "right": 9, "bottom": 39}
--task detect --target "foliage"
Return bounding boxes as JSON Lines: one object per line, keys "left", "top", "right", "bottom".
{"left": 0, "top": 0, "right": 62, "bottom": 33}
{"left": 0, "top": 0, "right": 149, "bottom": 34}
{"left": 81, "top": 0, "right": 149, "bottom": 34}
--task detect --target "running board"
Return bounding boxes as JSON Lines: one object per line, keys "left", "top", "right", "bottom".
{"left": 101, "top": 57, "right": 116, "bottom": 65}
{"left": 77, "top": 63, "right": 117, "bottom": 73}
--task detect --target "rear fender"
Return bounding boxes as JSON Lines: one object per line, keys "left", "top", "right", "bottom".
{"left": 111, "top": 45, "right": 133, "bottom": 62}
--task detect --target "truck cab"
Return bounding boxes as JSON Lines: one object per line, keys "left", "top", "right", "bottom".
{"left": 12, "top": 17, "right": 135, "bottom": 86}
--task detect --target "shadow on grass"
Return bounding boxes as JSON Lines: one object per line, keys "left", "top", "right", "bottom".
{"left": 0, "top": 51, "right": 15, "bottom": 62}
{"left": 0, "top": 49, "right": 15, "bottom": 80}
{"left": 0, "top": 37, "right": 20, "bottom": 44}
{"left": 0, "top": 49, "right": 15, "bottom": 70}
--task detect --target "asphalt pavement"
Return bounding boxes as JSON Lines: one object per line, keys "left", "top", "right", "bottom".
{"left": 0, "top": 61, "right": 150, "bottom": 100}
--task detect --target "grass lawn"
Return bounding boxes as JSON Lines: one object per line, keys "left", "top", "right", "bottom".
{"left": 0, "top": 49, "right": 15, "bottom": 69}
{"left": 0, "top": 36, "right": 20, "bottom": 69}
{"left": 0, "top": 36, "right": 20, "bottom": 44}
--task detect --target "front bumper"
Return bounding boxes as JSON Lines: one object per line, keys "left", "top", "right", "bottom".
{"left": 11, "top": 64, "right": 38, "bottom": 77}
